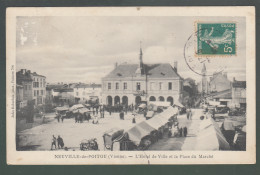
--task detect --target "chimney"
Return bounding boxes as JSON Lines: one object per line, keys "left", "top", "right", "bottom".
{"left": 21, "top": 69, "right": 27, "bottom": 74}
{"left": 114, "top": 62, "right": 118, "bottom": 69}
{"left": 174, "top": 61, "right": 178, "bottom": 72}
{"left": 27, "top": 70, "right": 31, "bottom": 74}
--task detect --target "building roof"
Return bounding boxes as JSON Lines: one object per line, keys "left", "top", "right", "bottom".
{"left": 209, "top": 72, "right": 230, "bottom": 85}
{"left": 208, "top": 89, "right": 232, "bottom": 99}
{"left": 46, "top": 84, "right": 65, "bottom": 90}
{"left": 104, "top": 63, "right": 182, "bottom": 79}
{"left": 31, "top": 72, "right": 46, "bottom": 78}
{"left": 74, "top": 83, "right": 102, "bottom": 89}
{"left": 16, "top": 72, "right": 33, "bottom": 83}
{"left": 232, "top": 81, "right": 246, "bottom": 88}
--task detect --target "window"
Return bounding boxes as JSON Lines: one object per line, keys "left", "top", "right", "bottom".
{"left": 37, "top": 90, "right": 39, "bottom": 96}
{"left": 168, "top": 82, "right": 172, "bottom": 90}
{"left": 123, "top": 82, "right": 127, "bottom": 90}
{"left": 235, "top": 91, "right": 241, "bottom": 97}
{"left": 159, "top": 82, "right": 163, "bottom": 90}
{"left": 41, "top": 90, "right": 43, "bottom": 95}
{"left": 34, "top": 90, "right": 36, "bottom": 96}
{"left": 116, "top": 83, "right": 119, "bottom": 90}
{"left": 108, "top": 83, "right": 111, "bottom": 90}
{"left": 76, "top": 92, "right": 79, "bottom": 96}
{"left": 28, "top": 85, "right": 31, "bottom": 90}
{"left": 136, "top": 82, "right": 141, "bottom": 90}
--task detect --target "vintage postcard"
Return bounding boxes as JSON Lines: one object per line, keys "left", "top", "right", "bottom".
{"left": 6, "top": 7, "right": 255, "bottom": 164}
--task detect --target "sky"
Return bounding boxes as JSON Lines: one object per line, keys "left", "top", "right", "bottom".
{"left": 16, "top": 16, "right": 246, "bottom": 84}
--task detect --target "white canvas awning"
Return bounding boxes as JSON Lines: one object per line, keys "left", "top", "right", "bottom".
{"left": 149, "top": 101, "right": 170, "bottom": 107}
{"left": 69, "top": 104, "right": 85, "bottom": 111}
{"left": 196, "top": 118, "right": 230, "bottom": 150}
{"left": 174, "top": 101, "right": 184, "bottom": 108}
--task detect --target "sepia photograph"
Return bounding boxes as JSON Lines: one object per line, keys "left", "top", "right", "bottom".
{"left": 6, "top": 7, "right": 255, "bottom": 164}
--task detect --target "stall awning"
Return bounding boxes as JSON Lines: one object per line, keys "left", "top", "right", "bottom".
{"left": 222, "top": 121, "right": 235, "bottom": 131}
{"left": 196, "top": 118, "right": 230, "bottom": 150}
{"left": 149, "top": 101, "right": 170, "bottom": 107}
{"left": 146, "top": 111, "right": 154, "bottom": 118}
{"left": 69, "top": 104, "right": 85, "bottom": 111}
{"left": 73, "top": 107, "right": 91, "bottom": 114}
{"left": 138, "top": 103, "right": 147, "bottom": 109}
{"left": 174, "top": 101, "right": 184, "bottom": 108}
{"left": 55, "top": 106, "right": 69, "bottom": 111}
{"left": 146, "top": 115, "right": 167, "bottom": 129}
{"left": 127, "top": 121, "right": 155, "bottom": 145}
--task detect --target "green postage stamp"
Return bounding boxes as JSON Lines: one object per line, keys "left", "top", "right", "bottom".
{"left": 196, "top": 22, "right": 236, "bottom": 56}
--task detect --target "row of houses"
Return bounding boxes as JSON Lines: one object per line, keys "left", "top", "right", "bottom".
{"left": 46, "top": 83, "right": 102, "bottom": 106}
{"left": 16, "top": 69, "right": 46, "bottom": 109}
{"left": 197, "top": 64, "right": 246, "bottom": 108}
{"left": 16, "top": 69, "right": 102, "bottom": 109}
{"left": 206, "top": 80, "right": 246, "bottom": 108}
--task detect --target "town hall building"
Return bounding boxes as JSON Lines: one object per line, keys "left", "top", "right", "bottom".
{"left": 101, "top": 47, "right": 183, "bottom": 107}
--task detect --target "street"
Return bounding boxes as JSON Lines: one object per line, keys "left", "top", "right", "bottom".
{"left": 148, "top": 109, "right": 202, "bottom": 150}
{"left": 17, "top": 109, "right": 205, "bottom": 151}
{"left": 17, "top": 111, "right": 147, "bottom": 151}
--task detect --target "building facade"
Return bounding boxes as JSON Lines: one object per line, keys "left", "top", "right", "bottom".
{"left": 209, "top": 72, "right": 231, "bottom": 93}
{"left": 16, "top": 84, "right": 27, "bottom": 109}
{"left": 16, "top": 69, "right": 33, "bottom": 104}
{"left": 102, "top": 48, "right": 183, "bottom": 107}
{"left": 46, "top": 84, "right": 75, "bottom": 106}
{"left": 231, "top": 80, "right": 246, "bottom": 108}
{"left": 17, "top": 69, "right": 46, "bottom": 106}
{"left": 73, "top": 83, "right": 102, "bottom": 104}
{"left": 31, "top": 71, "right": 46, "bottom": 105}
{"left": 198, "top": 65, "right": 232, "bottom": 95}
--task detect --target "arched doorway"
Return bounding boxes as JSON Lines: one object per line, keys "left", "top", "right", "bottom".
{"left": 159, "top": 96, "right": 165, "bottom": 101}
{"left": 122, "top": 96, "right": 128, "bottom": 106}
{"left": 149, "top": 96, "right": 156, "bottom": 101}
{"left": 107, "top": 96, "right": 112, "bottom": 106}
{"left": 135, "top": 96, "right": 141, "bottom": 106}
{"left": 114, "top": 96, "right": 120, "bottom": 105}
{"left": 167, "top": 96, "right": 174, "bottom": 106}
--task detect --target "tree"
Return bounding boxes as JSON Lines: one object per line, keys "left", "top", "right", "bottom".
{"left": 183, "top": 78, "right": 199, "bottom": 108}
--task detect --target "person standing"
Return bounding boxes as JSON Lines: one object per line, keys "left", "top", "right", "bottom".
{"left": 132, "top": 116, "right": 136, "bottom": 123}
{"left": 57, "top": 114, "right": 60, "bottom": 123}
{"left": 183, "top": 126, "right": 188, "bottom": 137}
{"left": 57, "top": 135, "right": 64, "bottom": 149}
{"left": 179, "top": 127, "right": 183, "bottom": 137}
{"left": 144, "top": 110, "right": 147, "bottom": 119}
{"left": 186, "top": 108, "right": 190, "bottom": 120}
{"left": 51, "top": 135, "right": 57, "bottom": 150}
{"left": 109, "top": 107, "right": 112, "bottom": 116}
{"left": 189, "top": 109, "right": 193, "bottom": 120}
